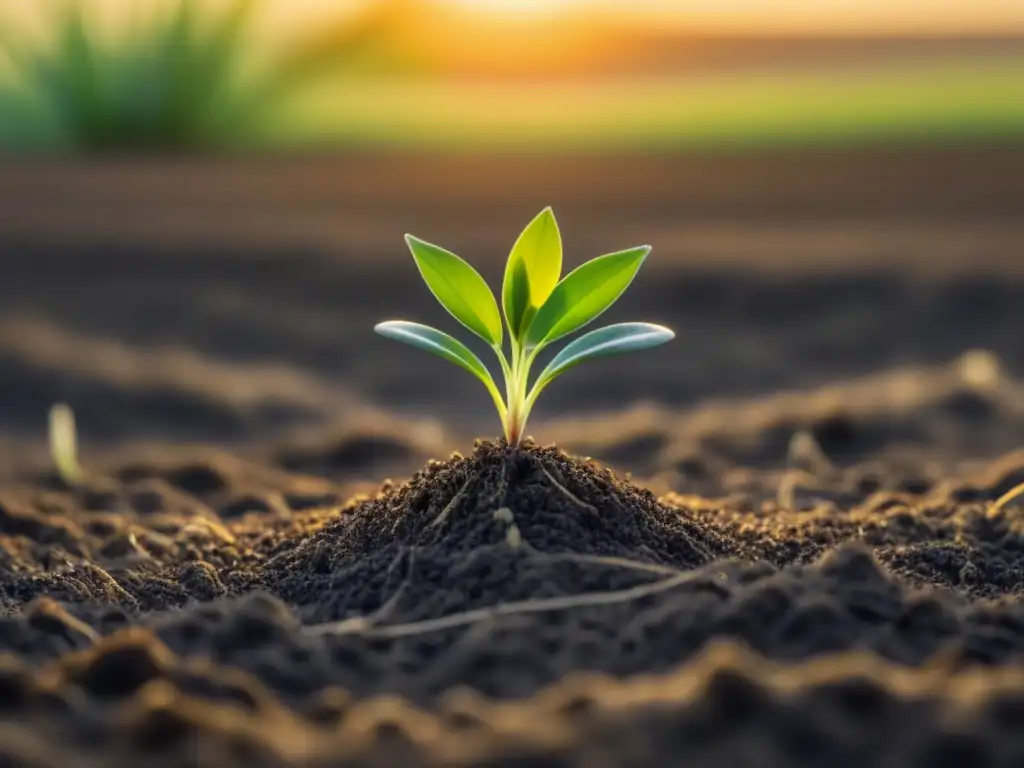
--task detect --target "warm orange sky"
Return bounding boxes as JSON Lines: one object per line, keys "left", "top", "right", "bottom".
{"left": 620, "top": 0, "right": 1024, "bottom": 34}
{"left": 289, "top": 0, "right": 1024, "bottom": 34}
{"left": 7, "top": 1, "right": 1023, "bottom": 37}
{"left": 5, "top": 0, "right": 1021, "bottom": 82}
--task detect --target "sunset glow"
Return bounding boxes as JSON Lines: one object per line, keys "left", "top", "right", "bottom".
{"left": 436, "top": 0, "right": 1024, "bottom": 34}
{"left": 7, "top": 0, "right": 1024, "bottom": 37}
{"left": 442, "top": 0, "right": 585, "bottom": 19}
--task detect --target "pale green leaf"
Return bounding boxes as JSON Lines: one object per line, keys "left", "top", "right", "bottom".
{"left": 503, "top": 256, "right": 531, "bottom": 342}
{"left": 406, "top": 235, "right": 503, "bottom": 346}
{"left": 374, "top": 321, "right": 505, "bottom": 416}
{"left": 532, "top": 323, "right": 674, "bottom": 397}
{"left": 502, "top": 207, "right": 562, "bottom": 338}
{"left": 49, "top": 402, "right": 84, "bottom": 485}
{"left": 525, "top": 245, "right": 650, "bottom": 348}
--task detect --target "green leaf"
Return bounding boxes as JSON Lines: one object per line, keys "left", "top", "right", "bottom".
{"left": 406, "top": 235, "right": 503, "bottom": 347}
{"left": 502, "top": 207, "right": 562, "bottom": 338}
{"left": 525, "top": 245, "right": 650, "bottom": 348}
{"left": 374, "top": 321, "right": 505, "bottom": 416}
{"left": 532, "top": 323, "right": 674, "bottom": 396}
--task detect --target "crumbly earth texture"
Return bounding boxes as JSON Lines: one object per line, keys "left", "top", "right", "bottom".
{"left": 3, "top": 382, "right": 1024, "bottom": 768}
{"left": 2, "top": 152, "right": 1024, "bottom": 766}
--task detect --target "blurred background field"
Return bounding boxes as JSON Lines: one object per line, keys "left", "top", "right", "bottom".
{"left": 0, "top": 0, "right": 1022, "bottom": 465}
{"left": 1, "top": 0, "right": 1022, "bottom": 151}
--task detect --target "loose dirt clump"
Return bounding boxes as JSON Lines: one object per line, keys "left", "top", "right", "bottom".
{"left": 262, "top": 440, "right": 740, "bottom": 624}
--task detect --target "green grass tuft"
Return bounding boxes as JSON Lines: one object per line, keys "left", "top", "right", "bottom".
{"left": 1, "top": 0, "right": 259, "bottom": 150}
{"left": 0, "top": 0, "right": 404, "bottom": 152}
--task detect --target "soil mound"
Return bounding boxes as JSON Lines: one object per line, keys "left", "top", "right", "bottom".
{"left": 2, "top": 440, "right": 1024, "bottom": 765}
{"left": 262, "top": 440, "right": 741, "bottom": 625}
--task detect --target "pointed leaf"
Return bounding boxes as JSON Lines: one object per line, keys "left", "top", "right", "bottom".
{"left": 533, "top": 323, "right": 675, "bottom": 395}
{"left": 503, "top": 256, "right": 531, "bottom": 342}
{"left": 374, "top": 321, "right": 505, "bottom": 415}
{"left": 406, "top": 235, "right": 502, "bottom": 346}
{"left": 525, "top": 245, "right": 650, "bottom": 348}
{"left": 502, "top": 207, "right": 562, "bottom": 337}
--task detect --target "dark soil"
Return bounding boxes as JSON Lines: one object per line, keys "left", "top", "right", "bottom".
{"left": 2, "top": 426, "right": 1024, "bottom": 767}
{"left": 0, "top": 150, "right": 1023, "bottom": 766}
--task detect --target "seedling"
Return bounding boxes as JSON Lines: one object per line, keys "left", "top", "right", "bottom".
{"left": 49, "top": 402, "right": 84, "bottom": 485}
{"left": 376, "top": 207, "right": 674, "bottom": 446}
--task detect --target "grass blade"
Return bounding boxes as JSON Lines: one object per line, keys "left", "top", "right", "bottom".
{"left": 374, "top": 321, "right": 506, "bottom": 417}
{"left": 502, "top": 206, "right": 562, "bottom": 338}
{"left": 49, "top": 402, "right": 84, "bottom": 485}
{"left": 525, "top": 245, "right": 650, "bottom": 348}
{"left": 179, "top": 0, "right": 256, "bottom": 131}
{"left": 405, "top": 235, "right": 503, "bottom": 347}
{"left": 530, "top": 323, "right": 674, "bottom": 401}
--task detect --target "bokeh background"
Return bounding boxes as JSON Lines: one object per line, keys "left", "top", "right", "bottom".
{"left": 0, "top": 0, "right": 1022, "bottom": 479}
{"left": 3, "top": 0, "right": 1024, "bottom": 150}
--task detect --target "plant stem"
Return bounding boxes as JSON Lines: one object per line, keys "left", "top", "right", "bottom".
{"left": 507, "top": 402, "right": 521, "bottom": 446}
{"left": 493, "top": 343, "right": 514, "bottom": 443}
{"left": 509, "top": 344, "right": 547, "bottom": 443}
{"left": 506, "top": 340, "right": 521, "bottom": 445}
{"left": 505, "top": 341, "right": 537, "bottom": 447}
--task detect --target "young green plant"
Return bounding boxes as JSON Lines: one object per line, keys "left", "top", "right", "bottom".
{"left": 375, "top": 207, "right": 674, "bottom": 445}
{"left": 0, "top": 0, "right": 408, "bottom": 151}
